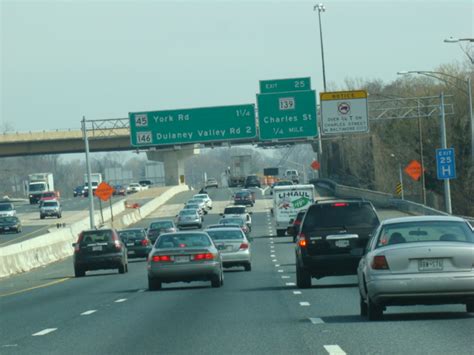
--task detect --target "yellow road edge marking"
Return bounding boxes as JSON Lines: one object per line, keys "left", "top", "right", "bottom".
{"left": 0, "top": 277, "right": 71, "bottom": 298}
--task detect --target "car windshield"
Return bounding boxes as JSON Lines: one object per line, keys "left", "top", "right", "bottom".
{"left": 118, "top": 229, "right": 144, "bottom": 240}
{"left": 0, "top": 217, "right": 17, "bottom": 223}
{"left": 219, "top": 218, "right": 244, "bottom": 226}
{"left": 376, "top": 221, "right": 474, "bottom": 248}
{"left": 150, "top": 221, "right": 174, "bottom": 230}
{"left": 224, "top": 207, "right": 245, "bottom": 214}
{"left": 0, "top": 204, "right": 13, "bottom": 211}
{"left": 29, "top": 183, "right": 46, "bottom": 192}
{"left": 80, "top": 230, "right": 113, "bottom": 244}
{"left": 156, "top": 233, "right": 212, "bottom": 248}
{"left": 302, "top": 203, "right": 379, "bottom": 230}
{"left": 206, "top": 229, "right": 244, "bottom": 241}
{"left": 43, "top": 201, "right": 58, "bottom": 207}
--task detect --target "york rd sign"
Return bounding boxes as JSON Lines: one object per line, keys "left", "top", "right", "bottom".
{"left": 257, "top": 90, "right": 318, "bottom": 140}
{"left": 129, "top": 104, "right": 256, "bottom": 147}
{"left": 320, "top": 90, "right": 369, "bottom": 134}
{"left": 259, "top": 77, "right": 311, "bottom": 94}
{"left": 436, "top": 148, "right": 456, "bottom": 179}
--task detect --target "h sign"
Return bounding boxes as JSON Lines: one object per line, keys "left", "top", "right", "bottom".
{"left": 436, "top": 148, "right": 456, "bottom": 180}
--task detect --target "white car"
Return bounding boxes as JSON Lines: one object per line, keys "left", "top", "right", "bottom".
{"left": 127, "top": 183, "right": 142, "bottom": 193}
{"left": 220, "top": 205, "right": 252, "bottom": 230}
{"left": 193, "top": 194, "right": 213, "bottom": 210}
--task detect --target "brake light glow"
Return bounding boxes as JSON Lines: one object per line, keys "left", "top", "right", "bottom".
{"left": 141, "top": 239, "right": 149, "bottom": 246}
{"left": 193, "top": 253, "right": 215, "bottom": 260}
{"left": 152, "top": 255, "right": 171, "bottom": 262}
{"left": 294, "top": 220, "right": 301, "bottom": 225}
{"left": 298, "top": 233, "right": 307, "bottom": 247}
{"left": 239, "top": 243, "right": 249, "bottom": 250}
{"left": 332, "top": 203, "right": 349, "bottom": 207}
{"left": 372, "top": 255, "right": 389, "bottom": 270}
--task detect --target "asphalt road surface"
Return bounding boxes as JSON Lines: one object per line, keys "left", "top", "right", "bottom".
{"left": 1, "top": 187, "right": 473, "bottom": 354}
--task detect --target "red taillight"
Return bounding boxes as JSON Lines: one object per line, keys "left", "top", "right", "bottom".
{"left": 152, "top": 255, "right": 171, "bottom": 262}
{"left": 298, "top": 233, "right": 307, "bottom": 247}
{"left": 239, "top": 243, "right": 249, "bottom": 250}
{"left": 372, "top": 255, "right": 389, "bottom": 270}
{"left": 332, "top": 203, "right": 348, "bottom": 207}
{"left": 294, "top": 220, "right": 301, "bottom": 226}
{"left": 193, "top": 253, "right": 215, "bottom": 261}
{"left": 141, "top": 239, "right": 149, "bottom": 246}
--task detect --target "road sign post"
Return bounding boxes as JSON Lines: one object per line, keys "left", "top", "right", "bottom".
{"left": 257, "top": 90, "right": 318, "bottom": 140}
{"left": 129, "top": 104, "right": 256, "bottom": 147}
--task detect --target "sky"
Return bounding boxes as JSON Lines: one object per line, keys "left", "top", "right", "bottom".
{"left": 1, "top": 0, "right": 472, "bottom": 132}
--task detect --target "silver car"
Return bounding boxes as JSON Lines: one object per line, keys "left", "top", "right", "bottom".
{"left": 187, "top": 199, "right": 208, "bottom": 213}
{"left": 176, "top": 209, "right": 202, "bottom": 229}
{"left": 147, "top": 231, "right": 224, "bottom": 290}
{"left": 357, "top": 215, "right": 474, "bottom": 321}
{"left": 205, "top": 227, "right": 252, "bottom": 271}
{"left": 40, "top": 200, "right": 62, "bottom": 219}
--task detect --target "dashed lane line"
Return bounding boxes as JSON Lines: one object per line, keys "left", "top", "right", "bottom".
{"left": 309, "top": 318, "right": 325, "bottom": 324}
{"left": 115, "top": 298, "right": 127, "bottom": 303}
{"left": 32, "top": 328, "right": 57, "bottom": 336}
{"left": 281, "top": 276, "right": 290, "bottom": 279}
{"left": 81, "top": 310, "right": 97, "bottom": 316}
{"left": 324, "top": 345, "right": 347, "bottom": 355}
{"left": 299, "top": 302, "right": 311, "bottom": 306}
{"left": 286, "top": 282, "right": 296, "bottom": 286}
{"left": 293, "top": 291, "right": 302, "bottom": 295}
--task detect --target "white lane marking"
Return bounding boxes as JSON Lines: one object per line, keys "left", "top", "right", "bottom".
{"left": 275, "top": 264, "right": 280, "bottom": 267}
{"left": 293, "top": 291, "right": 302, "bottom": 295}
{"left": 81, "top": 310, "right": 97, "bottom": 316}
{"left": 286, "top": 282, "right": 296, "bottom": 286}
{"left": 32, "top": 328, "right": 57, "bottom": 336}
{"left": 271, "top": 254, "right": 276, "bottom": 258}
{"left": 272, "top": 259, "right": 278, "bottom": 262}
{"left": 324, "top": 345, "right": 346, "bottom": 355}
{"left": 299, "top": 302, "right": 310, "bottom": 306}
{"left": 278, "top": 270, "right": 284, "bottom": 273}
{"left": 310, "top": 317, "right": 325, "bottom": 324}
{"left": 270, "top": 238, "right": 273, "bottom": 240}
{"left": 281, "top": 276, "right": 290, "bottom": 279}
{"left": 115, "top": 298, "right": 127, "bottom": 303}
{"left": 137, "top": 289, "right": 146, "bottom": 293}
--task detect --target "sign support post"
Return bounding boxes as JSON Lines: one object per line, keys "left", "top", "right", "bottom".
{"left": 82, "top": 116, "right": 95, "bottom": 229}
{"left": 439, "top": 93, "right": 452, "bottom": 214}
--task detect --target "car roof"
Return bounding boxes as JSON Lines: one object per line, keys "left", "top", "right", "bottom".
{"left": 118, "top": 228, "right": 145, "bottom": 232}
{"left": 205, "top": 227, "right": 243, "bottom": 232}
{"left": 225, "top": 205, "right": 246, "bottom": 208}
{"left": 381, "top": 215, "right": 468, "bottom": 225}
{"left": 158, "top": 231, "right": 210, "bottom": 237}
{"left": 311, "top": 198, "right": 370, "bottom": 205}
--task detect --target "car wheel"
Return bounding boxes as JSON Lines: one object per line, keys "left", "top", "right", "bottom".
{"left": 296, "top": 262, "right": 311, "bottom": 289}
{"left": 211, "top": 274, "right": 221, "bottom": 288}
{"left": 466, "top": 302, "right": 474, "bottom": 313}
{"left": 40, "top": 215, "right": 45, "bottom": 220}
{"left": 118, "top": 263, "right": 126, "bottom": 274}
{"left": 367, "top": 297, "right": 383, "bottom": 321}
{"left": 276, "top": 229, "right": 285, "bottom": 237}
{"left": 125, "top": 263, "right": 129, "bottom": 273}
{"left": 244, "top": 263, "right": 252, "bottom": 272}
{"left": 360, "top": 292, "right": 368, "bottom": 317}
{"left": 74, "top": 266, "right": 85, "bottom": 277}
{"left": 148, "top": 277, "right": 162, "bottom": 291}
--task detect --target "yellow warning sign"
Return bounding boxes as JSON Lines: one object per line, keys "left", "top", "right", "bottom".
{"left": 320, "top": 90, "right": 367, "bottom": 101}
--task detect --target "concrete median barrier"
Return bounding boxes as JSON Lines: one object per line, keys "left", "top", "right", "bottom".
{"left": 0, "top": 185, "right": 189, "bottom": 279}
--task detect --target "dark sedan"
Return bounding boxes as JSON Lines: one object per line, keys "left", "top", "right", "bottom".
{"left": 147, "top": 220, "right": 177, "bottom": 244}
{"left": 0, "top": 216, "right": 22, "bottom": 233}
{"left": 118, "top": 228, "right": 151, "bottom": 258}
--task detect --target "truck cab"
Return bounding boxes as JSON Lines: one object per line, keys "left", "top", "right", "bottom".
{"left": 284, "top": 169, "right": 299, "bottom": 184}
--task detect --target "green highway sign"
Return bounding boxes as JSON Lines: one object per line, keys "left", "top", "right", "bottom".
{"left": 259, "top": 77, "right": 311, "bottom": 94}
{"left": 129, "top": 104, "right": 256, "bottom": 147}
{"left": 257, "top": 90, "right": 318, "bottom": 140}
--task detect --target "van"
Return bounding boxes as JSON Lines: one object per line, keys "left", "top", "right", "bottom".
{"left": 284, "top": 169, "right": 299, "bottom": 183}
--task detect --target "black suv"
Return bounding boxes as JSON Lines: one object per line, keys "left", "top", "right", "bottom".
{"left": 295, "top": 199, "right": 380, "bottom": 288}
{"left": 244, "top": 175, "right": 261, "bottom": 188}
{"left": 73, "top": 229, "right": 128, "bottom": 277}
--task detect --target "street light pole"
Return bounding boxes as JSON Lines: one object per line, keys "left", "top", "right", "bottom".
{"left": 82, "top": 116, "right": 95, "bottom": 229}
{"left": 440, "top": 93, "right": 452, "bottom": 214}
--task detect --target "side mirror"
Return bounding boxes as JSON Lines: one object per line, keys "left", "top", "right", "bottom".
{"left": 350, "top": 248, "right": 365, "bottom": 257}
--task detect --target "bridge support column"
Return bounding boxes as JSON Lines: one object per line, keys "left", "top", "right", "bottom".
{"left": 147, "top": 146, "right": 199, "bottom": 186}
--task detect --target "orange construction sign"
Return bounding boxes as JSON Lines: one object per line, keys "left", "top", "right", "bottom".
{"left": 311, "top": 160, "right": 321, "bottom": 170}
{"left": 95, "top": 181, "right": 114, "bottom": 201}
{"left": 404, "top": 160, "right": 422, "bottom": 181}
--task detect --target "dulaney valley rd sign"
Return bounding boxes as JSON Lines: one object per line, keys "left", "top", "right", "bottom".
{"left": 129, "top": 104, "right": 256, "bottom": 147}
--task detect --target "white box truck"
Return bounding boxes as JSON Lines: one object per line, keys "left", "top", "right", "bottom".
{"left": 83, "top": 173, "right": 103, "bottom": 197}
{"left": 228, "top": 155, "right": 252, "bottom": 187}
{"left": 27, "top": 173, "right": 54, "bottom": 204}
{"left": 273, "top": 184, "right": 315, "bottom": 236}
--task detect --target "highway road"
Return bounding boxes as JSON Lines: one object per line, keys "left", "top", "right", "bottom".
{"left": 0, "top": 188, "right": 473, "bottom": 354}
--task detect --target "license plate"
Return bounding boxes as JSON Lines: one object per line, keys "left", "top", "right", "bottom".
{"left": 226, "top": 245, "right": 233, "bottom": 251}
{"left": 128, "top": 250, "right": 135, "bottom": 255}
{"left": 127, "top": 243, "right": 134, "bottom": 246}
{"left": 92, "top": 245, "right": 103, "bottom": 251}
{"left": 174, "top": 255, "right": 189, "bottom": 263}
{"left": 217, "top": 245, "right": 226, "bottom": 250}
{"left": 418, "top": 258, "right": 444, "bottom": 271}
{"left": 4, "top": 227, "right": 10, "bottom": 230}
{"left": 335, "top": 240, "right": 350, "bottom": 248}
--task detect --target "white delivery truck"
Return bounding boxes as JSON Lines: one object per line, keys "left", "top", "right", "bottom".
{"left": 273, "top": 184, "right": 315, "bottom": 236}
{"left": 27, "top": 173, "right": 54, "bottom": 204}
{"left": 83, "top": 173, "right": 103, "bottom": 197}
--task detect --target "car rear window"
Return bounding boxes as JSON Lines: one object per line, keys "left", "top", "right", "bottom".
{"left": 0, "top": 217, "right": 18, "bottom": 223}
{"left": 150, "top": 221, "right": 174, "bottom": 229}
{"left": 302, "top": 203, "right": 379, "bottom": 231}
{"left": 207, "top": 230, "right": 244, "bottom": 240}
{"left": 156, "top": 233, "right": 212, "bottom": 248}
{"left": 81, "top": 230, "right": 113, "bottom": 244}
{"left": 207, "top": 224, "right": 240, "bottom": 229}
{"left": 219, "top": 218, "right": 244, "bottom": 226}
{"left": 118, "top": 230, "right": 145, "bottom": 240}
{"left": 235, "top": 192, "right": 250, "bottom": 197}
{"left": 43, "top": 201, "right": 58, "bottom": 207}
{"left": 224, "top": 207, "right": 245, "bottom": 214}
{"left": 180, "top": 209, "right": 198, "bottom": 215}
{"left": 376, "top": 221, "right": 474, "bottom": 248}
{"left": 0, "top": 204, "right": 13, "bottom": 211}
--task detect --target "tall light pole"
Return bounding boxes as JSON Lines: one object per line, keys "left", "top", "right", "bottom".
{"left": 82, "top": 117, "right": 95, "bottom": 229}
{"left": 398, "top": 70, "right": 473, "bottom": 164}
{"left": 444, "top": 37, "right": 474, "bottom": 64}
{"left": 313, "top": 3, "right": 326, "bottom": 177}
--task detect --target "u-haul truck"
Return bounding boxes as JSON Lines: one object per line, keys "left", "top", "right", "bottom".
{"left": 273, "top": 184, "right": 315, "bottom": 236}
